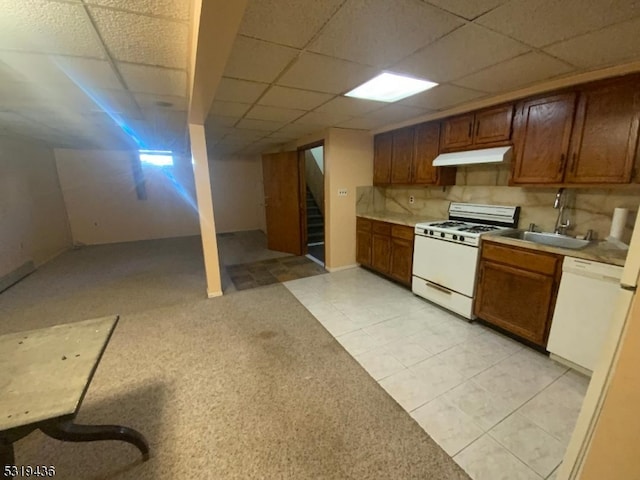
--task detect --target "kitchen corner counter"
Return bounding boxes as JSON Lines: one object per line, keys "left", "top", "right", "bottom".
{"left": 483, "top": 233, "right": 628, "bottom": 267}
{"left": 357, "top": 211, "right": 435, "bottom": 227}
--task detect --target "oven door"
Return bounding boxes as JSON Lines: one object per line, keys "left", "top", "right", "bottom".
{"left": 412, "top": 235, "right": 479, "bottom": 297}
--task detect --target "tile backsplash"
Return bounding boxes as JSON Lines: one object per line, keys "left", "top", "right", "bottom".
{"left": 357, "top": 165, "right": 640, "bottom": 243}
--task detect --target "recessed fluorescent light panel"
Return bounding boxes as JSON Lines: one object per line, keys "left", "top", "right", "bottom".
{"left": 345, "top": 72, "right": 438, "bottom": 102}
{"left": 139, "top": 149, "right": 174, "bottom": 167}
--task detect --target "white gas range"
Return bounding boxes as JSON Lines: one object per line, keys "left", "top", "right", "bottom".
{"left": 412, "top": 203, "right": 520, "bottom": 319}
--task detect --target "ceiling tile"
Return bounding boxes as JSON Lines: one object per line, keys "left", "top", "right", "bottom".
{"left": 476, "top": 0, "right": 640, "bottom": 48}
{"left": 277, "top": 52, "right": 377, "bottom": 94}
{"left": 337, "top": 115, "right": 393, "bottom": 130}
{"left": 274, "top": 122, "right": 324, "bottom": 138}
{"left": 293, "top": 110, "right": 352, "bottom": 126}
{"left": 210, "top": 101, "right": 252, "bottom": 117}
{"left": 236, "top": 118, "right": 287, "bottom": 131}
{"left": 133, "top": 92, "right": 186, "bottom": 111}
{"left": 87, "top": 0, "right": 191, "bottom": 21}
{"left": 92, "top": 89, "right": 143, "bottom": 118}
{"left": 205, "top": 115, "right": 238, "bottom": 128}
{"left": 223, "top": 35, "right": 300, "bottom": 83}
{"left": 245, "top": 105, "right": 306, "bottom": 123}
{"left": 89, "top": 7, "right": 189, "bottom": 68}
{"left": 544, "top": 17, "right": 640, "bottom": 69}
{"left": 220, "top": 129, "right": 268, "bottom": 141}
{"left": 399, "top": 84, "right": 486, "bottom": 110}
{"left": 214, "top": 78, "right": 269, "bottom": 103}
{"left": 238, "top": 0, "right": 344, "bottom": 48}
{"left": 339, "top": 103, "right": 429, "bottom": 130}
{"left": 258, "top": 86, "right": 334, "bottom": 110}
{"left": 0, "top": 0, "right": 104, "bottom": 57}
{"left": 0, "top": 53, "right": 122, "bottom": 90}
{"left": 392, "top": 24, "right": 529, "bottom": 82}
{"left": 309, "top": 0, "right": 463, "bottom": 67}
{"left": 424, "top": 0, "right": 508, "bottom": 20}
{"left": 314, "top": 96, "right": 385, "bottom": 117}
{"left": 454, "top": 52, "right": 574, "bottom": 93}
{"left": 119, "top": 63, "right": 186, "bottom": 96}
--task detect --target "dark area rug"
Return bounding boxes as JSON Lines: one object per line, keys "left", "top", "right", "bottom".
{"left": 227, "top": 255, "right": 326, "bottom": 290}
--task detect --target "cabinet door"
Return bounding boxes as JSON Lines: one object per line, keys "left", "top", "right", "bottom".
{"left": 389, "top": 237, "right": 413, "bottom": 286}
{"left": 371, "top": 233, "right": 391, "bottom": 274}
{"left": 566, "top": 80, "right": 640, "bottom": 184}
{"left": 413, "top": 122, "right": 455, "bottom": 185}
{"left": 475, "top": 261, "right": 555, "bottom": 347}
{"left": 373, "top": 132, "right": 392, "bottom": 185}
{"left": 440, "top": 114, "right": 474, "bottom": 151}
{"left": 511, "top": 93, "right": 577, "bottom": 184}
{"left": 356, "top": 218, "right": 372, "bottom": 267}
{"left": 390, "top": 127, "right": 415, "bottom": 184}
{"left": 473, "top": 104, "right": 514, "bottom": 145}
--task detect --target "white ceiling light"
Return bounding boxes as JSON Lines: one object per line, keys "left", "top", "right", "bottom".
{"left": 345, "top": 72, "right": 438, "bottom": 102}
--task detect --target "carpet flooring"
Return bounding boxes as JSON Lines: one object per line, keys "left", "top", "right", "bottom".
{"left": 227, "top": 256, "right": 326, "bottom": 291}
{"left": 0, "top": 238, "right": 469, "bottom": 480}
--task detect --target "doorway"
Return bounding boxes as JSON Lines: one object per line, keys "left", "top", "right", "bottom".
{"left": 301, "top": 144, "right": 325, "bottom": 265}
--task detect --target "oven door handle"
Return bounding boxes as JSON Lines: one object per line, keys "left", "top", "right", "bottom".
{"left": 425, "top": 281, "right": 452, "bottom": 295}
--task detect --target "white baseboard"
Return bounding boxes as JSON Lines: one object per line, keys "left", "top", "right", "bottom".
{"left": 207, "top": 290, "right": 223, "bottom": 298}
{"left": 325, "top": 264, "right": 358, "bottom": 273}
{"left": 549, "top": 353, "right": 592, "bottom": 377}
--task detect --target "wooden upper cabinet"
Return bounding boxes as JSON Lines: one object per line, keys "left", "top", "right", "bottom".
{"left": 373, "top": 132, "right": 392, "bottom": 185}
{"left": 440, "top": 114, "right": 474, "bottom": 151}
{"left": 474, "top": 105, "right": 514, "bottom": 145}
{"left": 390, "top": 127, "right": 415, "bottom": 184}
{"left": 511, "top": 92, "right": 577, "bottom": 185}
{"left": 565, "top": 79, "right": 640, "bottom": 184}
{"left": 441, "top": 105, "right": 514, "bottom": 152}
{"left": 413, "top": 122, "right": 455, "bottom": 185}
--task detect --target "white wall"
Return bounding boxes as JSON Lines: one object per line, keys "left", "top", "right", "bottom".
{"left": 54, "top": 149, "right": 199, "bottom": 245}
{"left": 0, "top": 136, "right": 72, "bottom": 278}
{"left": 209, "top": 154, "right": 266, "bottom": 233}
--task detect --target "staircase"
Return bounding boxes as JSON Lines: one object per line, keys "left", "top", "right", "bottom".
{"left": 306, "top": 188, "right": 324, "bottom": 245}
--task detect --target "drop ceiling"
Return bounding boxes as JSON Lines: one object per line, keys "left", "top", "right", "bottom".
{"left": 1, "top": 0, "right": 640, "bottom": 156}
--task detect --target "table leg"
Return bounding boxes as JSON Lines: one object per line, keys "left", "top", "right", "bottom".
{"left": 40, "top": 419, "right": 149, "bottom": 460}
{"left": 1, "top": 441, "right": 15, "bottom": 477}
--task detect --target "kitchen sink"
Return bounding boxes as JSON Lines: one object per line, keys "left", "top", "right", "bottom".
{"left": 503, "top": 230, "right": 591, "bottom": 249}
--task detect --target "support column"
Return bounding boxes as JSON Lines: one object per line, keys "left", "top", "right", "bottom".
{"left": 189, "top": 123, "right": 222, "bottom": 298}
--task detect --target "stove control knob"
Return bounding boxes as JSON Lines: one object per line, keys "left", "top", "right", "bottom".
{"left": 429, "top": 230, "right": 434, "bottom": 235}
{"left": 440, "top": 232, "right": 445, "bottom": 238}
{"left": 423, "top": 229, "right": 428, "bottom": 235}
{"left": 453, "top": 235, "right": 458, "bottom": 240}
{"left": 460, "top": 236, "right": 465, "bottom": 242}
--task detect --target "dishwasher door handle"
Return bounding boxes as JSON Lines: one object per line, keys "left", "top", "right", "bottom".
{"left": 425, "top": 281, "right": 452, "bottom": 295}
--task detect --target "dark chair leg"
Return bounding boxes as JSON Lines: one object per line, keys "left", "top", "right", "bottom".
{"left": 40, "top": 419, "right": 149, "bottom": 460}
{"left": 1, "top": 442, "right": 15, "bottom": 477}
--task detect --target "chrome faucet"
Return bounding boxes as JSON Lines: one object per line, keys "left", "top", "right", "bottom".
{"left": 553, "top": 188, "right": 571, "bottom": 235}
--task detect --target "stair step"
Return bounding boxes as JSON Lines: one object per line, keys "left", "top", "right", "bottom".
{"left": 308, "top": 233, "right": 324, "bottom": 243}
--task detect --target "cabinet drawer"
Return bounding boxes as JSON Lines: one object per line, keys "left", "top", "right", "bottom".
{"left": 482, "top": 241, "right": 560, "bottom": 276}
{"left": 372, "top": 221, "right": 391, "bottom": 235}
{"left": 356, "top": 217, "right": 372, "bottom": 232}
{"left": 391, "top": 224, "right": 414, "bottom": 241}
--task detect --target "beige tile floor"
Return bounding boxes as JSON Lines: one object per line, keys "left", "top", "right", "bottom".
{"left": 285, "top": 268, "right": 589, "bottom": 480}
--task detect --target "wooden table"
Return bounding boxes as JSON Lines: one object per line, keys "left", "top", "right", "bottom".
{"left": 0, "top": 316, "right": 149, "bottom": 472}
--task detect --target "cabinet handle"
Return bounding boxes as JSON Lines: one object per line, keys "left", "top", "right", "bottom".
{"left": 475, "top": 121, "right": 480, "bottom": 137}
{"left": 570, "top": 152, "right": 577, "bottom": 172}
{"left": 425, "top": 281, "right": 452, "bottom": 295}
{"left": 558, "top": 153, "right": 565, "bottom": 173}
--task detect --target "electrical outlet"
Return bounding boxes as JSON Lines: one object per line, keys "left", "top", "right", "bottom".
{"left": 409, "top": 196, "right": 415, "bottom": 204}
{"left": 338, "top": 189, "right": 348, "bottom": 197}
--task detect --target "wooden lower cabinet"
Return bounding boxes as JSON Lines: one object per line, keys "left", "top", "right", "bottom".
{"left": 356, "top": 217, "right": 414, "bottom": 287}
{"left": 474, "top": 240, "right": 562, "bottom": 347}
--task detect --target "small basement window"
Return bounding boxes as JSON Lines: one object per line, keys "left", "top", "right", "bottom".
{"left": 139, "top": 149, "right": 174, "bottom": 167}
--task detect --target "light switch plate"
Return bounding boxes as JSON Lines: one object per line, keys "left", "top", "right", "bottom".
{"left": 409, "top": 196, "right": 415, "bottom": 204}
{"left": 338, "top": 189, "right": 348, "bottom": 197}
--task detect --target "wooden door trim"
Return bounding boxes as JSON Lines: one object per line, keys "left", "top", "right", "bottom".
{"left": 298, "top": 149, "right": 307, "bottom": 254}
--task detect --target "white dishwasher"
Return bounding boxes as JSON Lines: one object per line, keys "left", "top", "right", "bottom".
{"left": 547, "top": 257, "right": 623, "bottom": 375}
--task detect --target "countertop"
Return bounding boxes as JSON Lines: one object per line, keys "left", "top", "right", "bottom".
{"left": 357, "top": 211, "right": 436, "bottom": 227}
{"left": 484, "top": 234, "right": 628, "bottom": 267}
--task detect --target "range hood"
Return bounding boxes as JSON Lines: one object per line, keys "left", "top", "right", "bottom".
{"left": 432, "top": 146, "right": 512, "bottom": 167}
